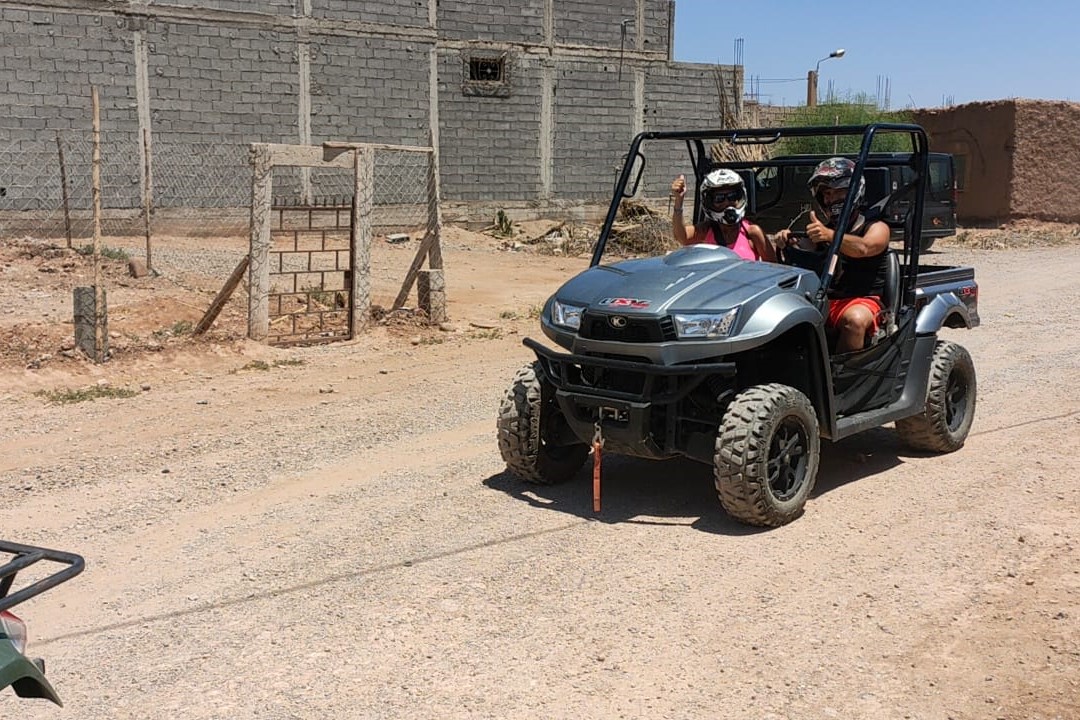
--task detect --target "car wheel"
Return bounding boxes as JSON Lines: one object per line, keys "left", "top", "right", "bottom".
{"left": 896, "top": 341, "right": 976, "bottom": 452}
{"left": 497, "top": 361, "right": 588, "bottom": 484}
{"left": 714, "top": 384, "right": 820, "bottom": 527}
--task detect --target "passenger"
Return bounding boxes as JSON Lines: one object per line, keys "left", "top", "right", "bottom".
{"left": 670, "top": 169, "right": 775, "bottom": 262}
{"left": 775, "top": 157, "right": 891, "bottom": 353}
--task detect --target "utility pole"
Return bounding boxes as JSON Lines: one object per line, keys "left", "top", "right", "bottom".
{"left": 807, "top": 48, "right": 845, "bottom": 107}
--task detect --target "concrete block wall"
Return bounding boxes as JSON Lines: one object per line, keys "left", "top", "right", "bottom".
{"left": 552, "top": 61, "right": 636, "bottom": 201}
{"left": 310, "top": 35, "right": 430, "bottom": 147}
{"left": 0, "top": 6, "right": 139, "bottom": 209}
{"left": 0, "top": 0, "right": 738, "bottom": 223}
{"left": 638, "top": 63, "right": 728, "bottom": 202}
{"left": 156, "top": 1, "right": 297, "bottom": 16}
{"left": 437, "top": 51, "right": 543, "bottom": 202}
{"left": 148, "top": 22, "right": 299, "bottom": 144}
{"left": 437, "top": 0, "right": 544, "bottom": 44}
{"left": 556, "top": 0, "right": 639, "bottom": 48}
{"left": 314, "top": 0, "right": 428, "bottom": 27}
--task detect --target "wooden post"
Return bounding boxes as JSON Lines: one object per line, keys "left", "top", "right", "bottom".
{"left": 55, "top": 131, "right": 73, "bottom": 248}
{"left": 425, "top": 144, "right": 444, "bottom": 271}
{"left": 392, "top": 231, "right": 437, "bottom": 311}
{"left": 351, "top": 146, "right": 374, "bottom": 335}
{"left": 247, "top": 144, "right": 273, "bottom": 340}
{"left": 91, "top": 86, "right": 107, "bottom": 363}
{"left": 195, "top": 255, "right": 249, "bottom": 335}
{"left": 142, "top": 127, "right": 154, "bottom": 273}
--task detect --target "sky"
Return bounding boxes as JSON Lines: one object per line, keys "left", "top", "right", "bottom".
{"left": 671, "top": 0, "right": 1080, "bottom": 108}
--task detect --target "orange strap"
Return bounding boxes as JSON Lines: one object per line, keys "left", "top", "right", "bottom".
{"left": 592, "top": 439, "right": 602, "bottom": 513}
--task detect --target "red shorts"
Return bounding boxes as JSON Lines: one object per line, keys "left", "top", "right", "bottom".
{"left": 827, "top": 296, "right": 883, "bottom": 334}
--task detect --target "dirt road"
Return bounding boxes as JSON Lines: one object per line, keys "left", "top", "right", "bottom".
{"left": 1, "top": 237, "right": 1078, "bottom": 719}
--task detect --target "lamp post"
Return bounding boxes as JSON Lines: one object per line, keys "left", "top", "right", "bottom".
{"left": 806, "top": 48, "right": 845, "bottom": 107}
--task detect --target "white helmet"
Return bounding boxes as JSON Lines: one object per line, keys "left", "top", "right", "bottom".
{"left": 699, "top": 168, "right": 747, "bottom": 225}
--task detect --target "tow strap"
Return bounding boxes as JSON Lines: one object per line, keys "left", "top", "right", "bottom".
{"left": 592, "top": 421, "right": 604, "bottom": 513}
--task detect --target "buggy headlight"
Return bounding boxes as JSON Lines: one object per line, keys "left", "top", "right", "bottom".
{"left": 552, "top": 300, "right": 585, "bottom": 330}
{"left": 672, "top": 308, "right": 739, "bottom": 338}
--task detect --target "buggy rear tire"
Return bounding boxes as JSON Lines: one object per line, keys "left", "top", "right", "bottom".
{"left": 714, "top": 384, "right": 820, "bottom": 528}
{"left": 896, "top": 340, "right": 976, "bottom": 452}
{"left": 497, "top": 361, "right": 588, "bottom": 485}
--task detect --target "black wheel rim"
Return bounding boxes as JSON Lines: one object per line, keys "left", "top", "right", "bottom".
{"left": 767, "top": 417, "right": 809, "bottom": 502}
{"left": 540, "top": 397, "right": 581, "bottom": 460}
{"left": 944, "top": 370, "right": 968, "bottom": 432}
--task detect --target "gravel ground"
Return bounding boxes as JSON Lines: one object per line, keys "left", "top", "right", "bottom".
{"left": 1, "top": 236, "right": 1079, "bottom": 719}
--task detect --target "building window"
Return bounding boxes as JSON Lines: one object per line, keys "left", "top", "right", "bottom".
{"left": 469, "top": 58, "right": 504, "bottom": 83}
{"left": 462, "top": 51, "right": 512, "bottom": 98}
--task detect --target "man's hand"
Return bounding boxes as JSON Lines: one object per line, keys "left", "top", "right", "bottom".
{"left": 806, "top": 211, "right": 835, "bottom": 245}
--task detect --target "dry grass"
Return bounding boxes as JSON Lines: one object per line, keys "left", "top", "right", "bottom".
{"left": 950, "top": 221, "right": 1080, "bottom": 250}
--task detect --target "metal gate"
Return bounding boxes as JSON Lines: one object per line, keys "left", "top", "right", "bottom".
{"left": 267, "top": 201, "right": 353, "bottom": 346}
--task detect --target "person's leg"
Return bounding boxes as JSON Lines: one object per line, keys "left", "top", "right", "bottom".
{"left": 835, "top": 303, "right": 877, "bottom": 353}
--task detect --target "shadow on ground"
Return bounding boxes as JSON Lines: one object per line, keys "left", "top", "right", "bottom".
{"left": 484, "top": 425, "right": 918, "bottom": 535}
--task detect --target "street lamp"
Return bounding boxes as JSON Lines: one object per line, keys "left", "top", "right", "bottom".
{"left": 807, "top": 48, "right": 845, "bottom": 107}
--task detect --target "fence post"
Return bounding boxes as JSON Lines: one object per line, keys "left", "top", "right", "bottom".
{"left": 248, "top": 144, "right": 273, "bottom": 340}
{"left": 90, "top": 86, "right": 107, "bottom": 362}
{"left": 425, "top": 143, "right": 444, "bottom": 271}
{"left": 55, "top": 131, "right": 73, "bottom": 248}
{"left": 142, "top": 128, "right": 154, "bottom": 273}
{"left": 351, "top": 146, "right": 373, "bottom": 335}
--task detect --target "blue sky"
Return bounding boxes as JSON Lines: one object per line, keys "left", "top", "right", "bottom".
{"left": 671, "top": 0, "right": 1079, "bottom": 108}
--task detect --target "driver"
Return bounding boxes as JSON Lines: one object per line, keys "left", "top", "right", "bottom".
{"left": 671, "top": 169, "right": 775, "bottom": 262}
{"left": 776, "top": 157, "right": 891, "bottom": 353}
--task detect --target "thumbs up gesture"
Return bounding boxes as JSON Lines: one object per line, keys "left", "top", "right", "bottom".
{"left": 670, "top": 174, "right": 687, "bottom": 202}
{"left": 806, "top": 211, "right": 834, "bottom": 245}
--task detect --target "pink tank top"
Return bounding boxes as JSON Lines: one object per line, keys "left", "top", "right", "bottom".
{"left": 702, "top": 220, "right": 758, "bottom": 261}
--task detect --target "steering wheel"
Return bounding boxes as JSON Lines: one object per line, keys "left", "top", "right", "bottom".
{"left": 778, "top": 232, "right": 828, "bottom": 273}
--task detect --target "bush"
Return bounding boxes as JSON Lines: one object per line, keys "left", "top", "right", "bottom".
{"left": 774, "top": 94, "right": 915, "bottom": 156}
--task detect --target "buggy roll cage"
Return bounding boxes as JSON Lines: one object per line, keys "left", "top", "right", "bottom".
{"left": 593, "top": 123, "right": 931, "bottom": 309}
{"left": 0, "top": 540, "right": 85, "bottom": 613}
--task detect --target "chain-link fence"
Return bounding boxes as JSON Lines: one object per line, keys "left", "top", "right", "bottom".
{"left": 0, "top": 133, "right": 439, "bottom": 251}
{"left": 0, "top": 132, "right": 252, "bottom": 245}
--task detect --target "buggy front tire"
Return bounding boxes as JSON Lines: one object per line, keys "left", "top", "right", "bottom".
{"left": 896, "top": 340, "right": 976, "bottom": 452}
{"left": 497, "top": 361, "right": 588, "bottom": 484}
{"left": 715, "top": 384, "right": 821, "bottom": 528}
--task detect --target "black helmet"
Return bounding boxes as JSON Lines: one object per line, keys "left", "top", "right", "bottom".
{"left": 808, "top": 157, "right": 865, "bottom": 227}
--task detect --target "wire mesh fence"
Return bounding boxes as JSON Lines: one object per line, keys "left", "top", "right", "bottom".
{"left": 0, "top": 133, "right": 439, "bottom": 257}
{"left": 0, "top": 131, "right": 251, "bottom": 245}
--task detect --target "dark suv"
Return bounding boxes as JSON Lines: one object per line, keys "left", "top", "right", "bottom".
{"left": 752, "top": 152, "right": 957, "bottom": 251}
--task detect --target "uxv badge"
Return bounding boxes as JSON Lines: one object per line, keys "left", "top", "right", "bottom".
{"left": 609, "top": 315, "right": 628, "bottom": 329}
{"left": 599, "top": 297, "right": 651, "bottom": 309}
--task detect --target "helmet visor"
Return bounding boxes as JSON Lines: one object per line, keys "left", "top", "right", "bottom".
{"left": 704, "top": 187, "right": 744, "bottom": 208}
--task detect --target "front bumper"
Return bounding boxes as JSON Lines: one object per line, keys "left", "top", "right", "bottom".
{"left": 525, "top": 337, "right": 736, "bottom": 459}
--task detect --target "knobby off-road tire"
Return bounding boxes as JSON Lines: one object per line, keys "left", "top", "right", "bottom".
{"left": 497, "top": 361, "right": 588, "bottom": 484}
{"left": 896, "top": 340, "right": 976, "bottom": 452}
{"left": 714, "top": 384, "right": 821, "bottom": 528}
